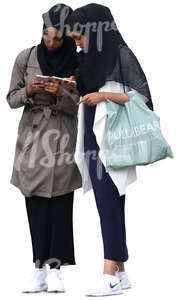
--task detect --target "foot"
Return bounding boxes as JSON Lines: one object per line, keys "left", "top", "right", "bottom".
{"left": 46, "top": 269, "right": 65, "bottom": 293}
{"left": 85, "top": 274, "right": 123, "bottom": 297}
{"left": 22, "top": 267, "right": 48, "bottom": 293}
{"left": 115, "top": 270, "right": 132, "bottom": 289}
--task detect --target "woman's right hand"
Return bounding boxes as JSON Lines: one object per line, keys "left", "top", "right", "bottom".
{"left": 61, "top": 76, "right": 79, "bottom": 93}
{"left": 26, "top": 78, "right": 45, "bottom": 96}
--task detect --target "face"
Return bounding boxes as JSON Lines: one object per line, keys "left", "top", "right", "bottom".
{"left": 68, "top": 31, "right": 86, "bottom": 51}
{"left": 43, "top": 27, "right": 64, "bottom": 51}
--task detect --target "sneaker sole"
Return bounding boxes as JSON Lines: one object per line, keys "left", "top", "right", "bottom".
{"left": 22, "top": 284, "right": 48, "bottom": 293}
{"left": 47, "top": 290, "right": 65, "bottom": 293}
{"left": 121, "top": 283, "right": 132, "bottom": 290}
{"left": 22, "top": 288, "right": 47, "bottom": 293}
{"left": 86, "top": 290, "right": 123, "bottom": 297}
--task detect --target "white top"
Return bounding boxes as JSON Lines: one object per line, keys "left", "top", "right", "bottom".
{"left": 74, "top": 81, "right": 137, "bottom": 196}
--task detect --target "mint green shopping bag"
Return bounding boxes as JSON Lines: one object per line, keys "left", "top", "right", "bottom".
{"left": 105, "top": 90, "right": 174, "bottom": 171}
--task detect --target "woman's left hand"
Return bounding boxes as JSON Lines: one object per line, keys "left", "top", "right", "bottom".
{"left": 44, "top": 77, "right": 64, "bottom": 97}
{"left": 77, "top": 92, "right": 106, "bottom": 105}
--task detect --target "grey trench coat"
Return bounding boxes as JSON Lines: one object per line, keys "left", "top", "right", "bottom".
{"left": 6, "top": 46, "right": 82, "bottom": 198}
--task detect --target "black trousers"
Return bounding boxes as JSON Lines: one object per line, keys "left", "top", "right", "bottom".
{"left": 25, "top": 191, "right": 76, "bottom": 268}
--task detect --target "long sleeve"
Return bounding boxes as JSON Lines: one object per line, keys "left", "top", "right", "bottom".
{"left": 55, "top": 85, "right": 80, "bottom": 116}
{"left": 6, "top": 50, "right": 34, "bottom": 109}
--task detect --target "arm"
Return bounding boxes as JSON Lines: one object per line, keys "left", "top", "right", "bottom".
{"left": 77, "top": 91, "right": 130, "bottom": 106}
{"left": 44, "top": 78, "right": 80, "bottom": 116}
{"left": 6, "top": 49, "right": 35, "bottom": 109}
{"left": 55, "top": 85, "right": 80, "bottom": 116}
{"left": 101, "top": 92, "right": 130, "bottom": 105}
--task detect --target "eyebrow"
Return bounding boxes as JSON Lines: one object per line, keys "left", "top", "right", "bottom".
{"left": 44, "top": 32, "right": 63, "bottom": 39}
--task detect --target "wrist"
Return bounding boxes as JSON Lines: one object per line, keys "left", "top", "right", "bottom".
{"left": 101, "top": 92, "right": 108, "bottom": 101}
{"left": 56, "top": 88, "right": 64, "bottom": 97}
{"left": 26, "top": 85, "right": 32, "bottom": 97}
{"left": 122, "top": 93, "right": 130, "bottom": 103}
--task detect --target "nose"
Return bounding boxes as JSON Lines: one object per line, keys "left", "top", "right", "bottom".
{"left": 48, "top": 39, "right": 56, "bottom": 48}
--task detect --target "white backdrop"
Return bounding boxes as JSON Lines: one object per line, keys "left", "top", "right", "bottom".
{"left": 0, "top": 0, "right": 179, "bottom": 299}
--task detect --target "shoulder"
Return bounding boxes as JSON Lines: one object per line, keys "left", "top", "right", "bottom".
{"left": 15, "top": 46, "right": 37, "bottom": 68}
{"left": 119, "top": 44, "right": 139, "bottom": 65}
{"left": 119, "top": 44, "right": 132, "bottom": 58}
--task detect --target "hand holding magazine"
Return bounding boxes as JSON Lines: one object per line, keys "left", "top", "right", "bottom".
{"left": 34, "top": 75, "right": 76, "bottom": 84}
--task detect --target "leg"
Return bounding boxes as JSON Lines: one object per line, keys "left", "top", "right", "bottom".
{"left": 84, "top": 136, "right": 128, "bottom": 275}
{"left": 104, "top": 259, "right": 120, "bottom": 276}
{"left": 115, "top": 262, "right": 125, "bottom": 272}
{"left": 48, "top": 191, "right": 76, "bottom": 269}
{"left": 95, "top": 180, "right": 128, "bottom": 275}
{"left": 25, "top": 195, "right": 51, "bottom": 268}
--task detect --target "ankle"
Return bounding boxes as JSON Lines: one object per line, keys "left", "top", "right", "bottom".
{"left": 115, "top": 264, "right": 125, "bottom": 273}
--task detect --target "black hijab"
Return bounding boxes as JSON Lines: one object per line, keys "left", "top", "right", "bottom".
{"left": 37, "top": 3, "right": 77, "bottom": 77}
{"left": 68, "top": 3, "right": 154, "bottom": 110}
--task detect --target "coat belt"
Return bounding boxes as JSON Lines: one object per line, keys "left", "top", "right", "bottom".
{"left": 28, "top": 105, "right": 59, "bottom": 129}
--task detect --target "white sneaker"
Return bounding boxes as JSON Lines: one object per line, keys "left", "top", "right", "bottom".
{"left": 46, "top": 269, "right": 65, "bottom": 293}
{"left": 22, "top": 267, "right": 48, "bottom": 293}
{"left": 85, "top": 274, "right": 123, "bottom": 297}
{"left": 115, "top": 270, "right": 132, "bottom": 289}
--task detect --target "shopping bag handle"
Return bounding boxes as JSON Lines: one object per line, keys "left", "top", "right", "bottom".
{"left": 118, "top": 47, "right": 126, "bottom": 94}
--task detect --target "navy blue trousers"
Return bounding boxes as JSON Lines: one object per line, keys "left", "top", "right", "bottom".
{"left": 84, "top": 104, "right": 128, "bottom": 262}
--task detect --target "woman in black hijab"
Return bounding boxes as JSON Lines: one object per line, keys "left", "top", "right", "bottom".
{"left": 67, "top": 3, "right": 154, "bottom": 297}
{"left": 37, "top": 4, "right": 77, "bottom": 78}
{"left": 7, "top": 3, "right": 82, "bottom": 294}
